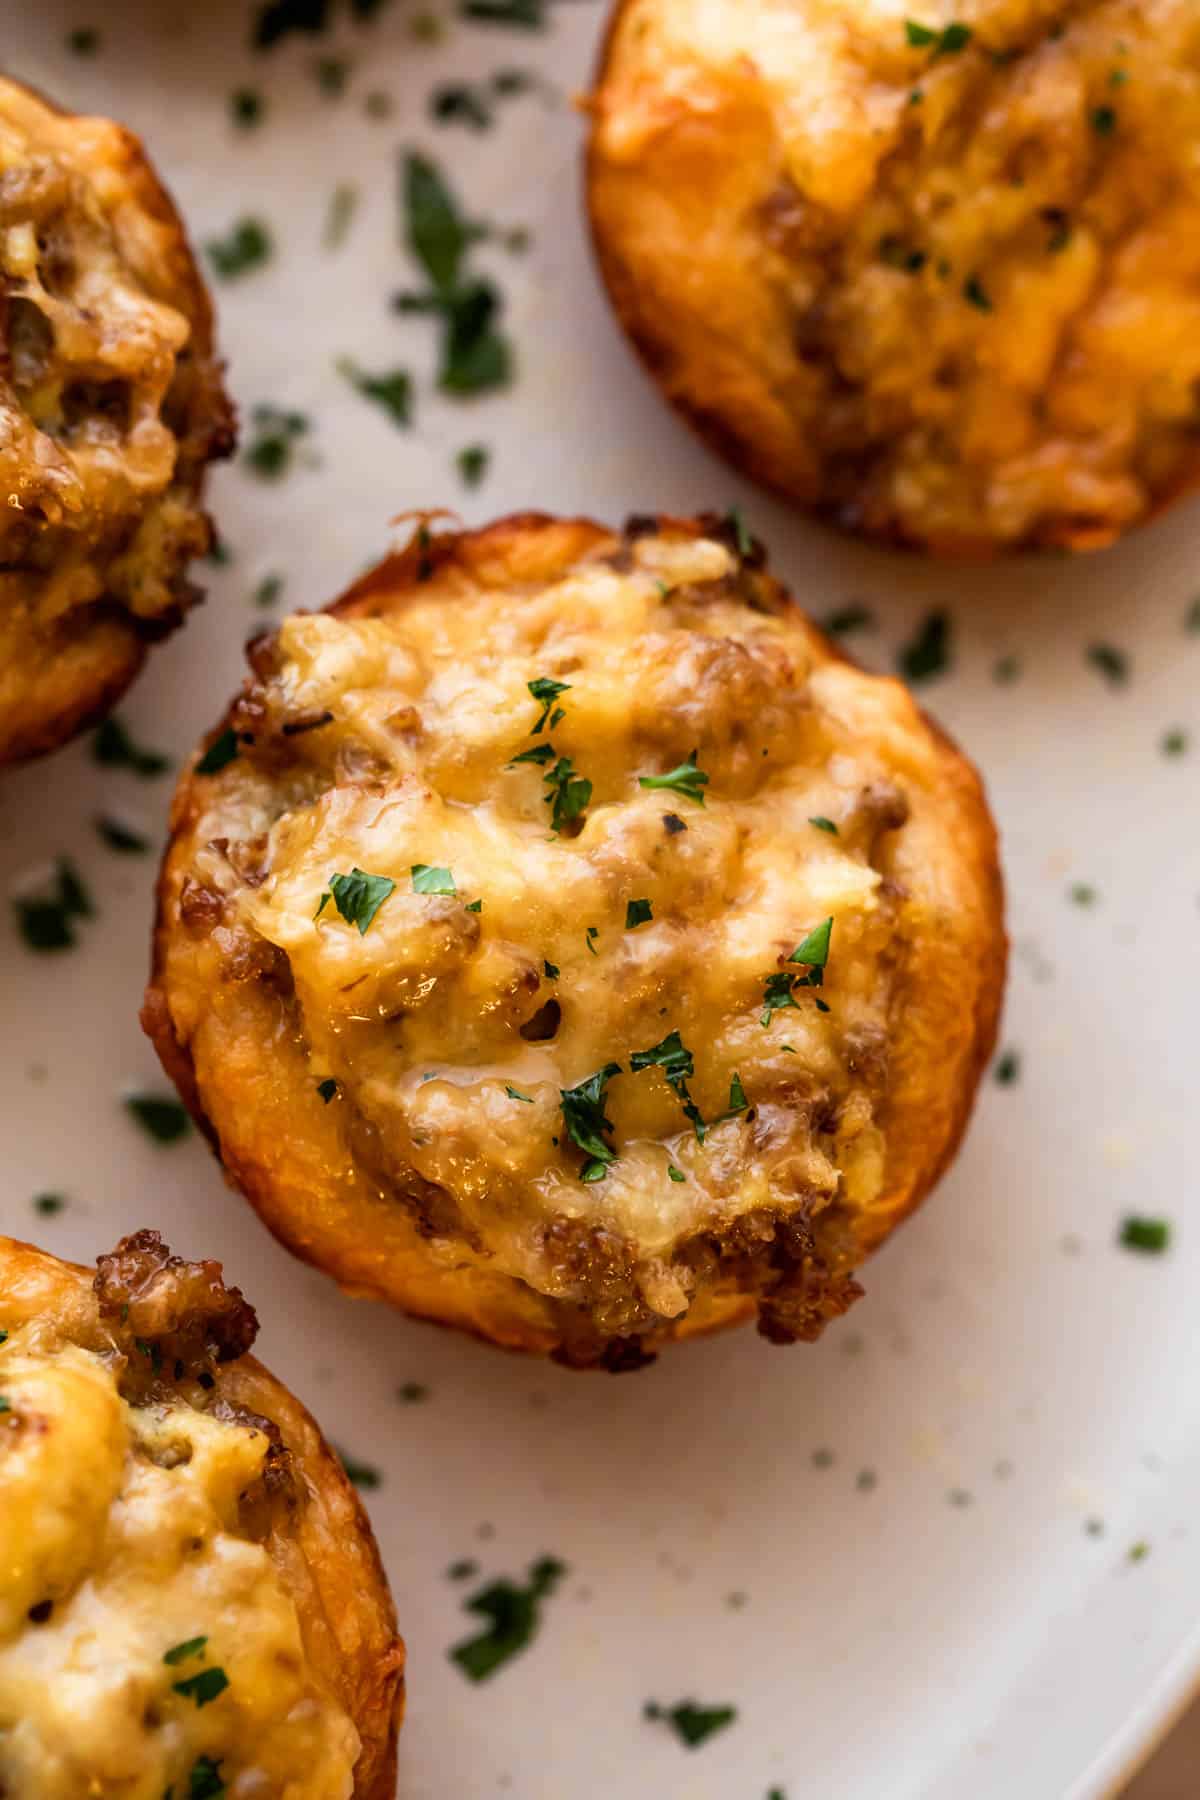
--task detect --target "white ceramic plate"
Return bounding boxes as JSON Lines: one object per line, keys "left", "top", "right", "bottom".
{"left": 4, "top": 5, "right": 1199, "bottom": 1796}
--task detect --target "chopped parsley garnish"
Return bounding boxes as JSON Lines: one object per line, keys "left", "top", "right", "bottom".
{"left": 879, "top": 236, "right": 927, "bottom": 273}
{"left": 164, "top": 1636, "right": 208, "bottom": 1665}
{"left": 337, "top": 1447, "right": 383, "bottom": 1487}
{"left": 67, "top": 26, "right": 100, "bottom": 53}
{"left": 460, "top": 0, "right": 545, "bottom": 23}
{"left": 898, "top": 611, "right": 951, "bottom": 683}
{"left": 0, "top": 1331, "right": 6, "bottom": 1344}
{"left": 993, "top": 654, "right": 1021, "bottom": 684}
{"left": 324, "top": 182, "right": 359, "bottom": 248}
{"left": 644, "top": 1699, "right": 738, "bottom": 1748}
{"left": 204, "top": 217, "right": 273, "bottom": 280}
{"left": 0, "top": 1397, "right": 10, "bottom": 1414}
{"left": 411, "top": 863, "right": 457, "bottom": 896}
{"left": 13, "top": 858, "right": 93, "bottom": 952}
{"left": 398, "top": 1379, "right": 429, "bottom": 1402}
{"left": 809, "top": 816, "right": 838, "bottom": 835}
{"left": 244, "top": 405, "right": 310, "bottom": 479}
{"left": 1186, "top": 598, "right": 1200, "bottom": 634}
{"left": 196, "top": 728, "right": 239, "bottom": 775}
{"left": 1162, "top": 727, "right": 1188, "bottom": 757}
{"left": 230, "top": 87, "right": 264, "bottom": 128}
{"left": 1128, "top": 1541, "right": 1150, "bottom": 1563}
{"left": 822, "top": 603, "right": 874, "bottom": 637}
{"left": 33, "top": 1193, "right": 65, "bottom": 1216}
{"left": 172, "top": 1666, "right": 229, "bottom": 1708}
{"left": 1069, "top": 881, "right": 1097, "bottom": 907}
{"left": 313, "top": 54, "right": 349, "bottom": 95}
{"left": 125, "top": 1095, "right": 190, "bottom": 1145}
{"left": 638, "top": 754, "right": 708, "bottom": 806}
{"left": 726, "top": 506, "right": 753, "bottom": 557}
{"left": 187, "top": 1756, "right": 226, "bottom": 1799}
{"left": 317, "top": 1078, "right": 338, "bottom": 1103}
{"left": 543, "top": 960, "right": 559, "bottom": 980}
{"left": 994, "top": 1050, "right": 1020, "bottom": 1086}
{"left": 457, "top": 443, "right": 490, "bottom": 487}
{"left": 904, "top": 19, "right": 972, "bottom": 55}
{"left": 625, "top": 898, "right": 653, "bottom": 929}
{"left": 1091, "top": 105, "right": 1117, "bottom": 135}
{"left": 510, "top": 742, "right": 556, "bottom": 768}
{"left": 528, "top": 676, "right": 570, "bottom": 734}
{"left": 337, "top": 357, "right": 412, "bottom": 425}
{"left": 93, "top": 716, "right": 169, "bottom": 776}
{"left": 505, "top": 1084, "right": 534, "bottom": 1103}
{"left": 396, "top": 152, "right": 513, "bottom": 397}
{"left": 667, "top": 1164, "right": 685, "bottom": 1183}
{"left": 760, "top": 919, "right": 834, "bottom": 1024}
{"left": 466, "top": 898, "right": 483, "bottom": 913}
{"left": 252, "top": 0, "right": 392, "bottom": 49}
{"left": 544, "top": 757, "right": 592, "bottom": 834}
{"left": 451, "top": 1556, "right": 565, "bottom": 1682}
{"left": 1119, "top": 1215, "right": 1171, "bottom": 1255}
{"left": 316, "top": 868, "right": 396, "bottom": 933}
{"left": 95, "top": 815, "right": 149, "bottom": 854}
{"left": 1086, "top": 642, "right": 1129, "bottom": 687}
{"left": 448, "top": 1558, "right": 479, "bottom": 1580}
{"left": 559, "top": 1063, "right": 622, "bottom": 1178}
{"left": 432, "top": 82, "right": 494, "bottom": 130}
{"left": 585, "top": 926, "right": 599, "bottom": 954}
{"left": 631, "top": 1030, "right": 705, "bottom": 1141}
{"left": 726, "top": 1072, "right": 748, "bottom": 1113}
{"left": 253, "top": 573, "right": 284, "bottom": 609}
{"left": 963, "top": 274, "right": 992, "bottom": 312}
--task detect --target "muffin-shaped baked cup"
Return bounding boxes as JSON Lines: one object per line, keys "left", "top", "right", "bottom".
{"left": 0, "top": 1231, "right": 404, "bottom": 1796}
{"left": 0, "top": 76, "right": 234, "bottom": 765}
{"left": 588, "top": 1, "right": 1200, "bottom": 555}
{"left": 144, "top": 512, "right": 1005, "bottom": 1369}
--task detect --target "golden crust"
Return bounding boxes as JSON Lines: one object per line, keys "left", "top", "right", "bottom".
{"left": 0, "top": 1232, "right": 404, "bottom": 1797}
{"left": 588, "top": 0, "right": 1200, "bottom": 554}
{"left": 144, "top": 511, "right": 1005, "bottom": 1366}
{"left": 0, "top": 77, "right": 234, "bottom": 765}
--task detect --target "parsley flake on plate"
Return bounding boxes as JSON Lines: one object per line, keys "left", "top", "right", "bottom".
{"left": 337, "top": 1447, "right": 383, "bottom": 1488}
{"left": 457, "top": 443, "right": 490, "bottom": 487}
{"left": 125, "top": 1095, "right": 190, "bottom": 1145}
{"left": 316, "top": 868, "right": 396, "bottom": 933}
{"left": 324, "top": 182, "right": 359, "bottom": 248}
{"left": 460, "top": 0, "right": 545, "bottom": 24}
{"left": 195, "top": 728, "right": 239, "bottom": 775}
{"left": 336, "top": 357, "right": 412, "bottom": 426}
{"left": 395, "top": 153, "right": 514, "bottom": 397}
{"left": 33, "top": 1193, "right": 66, "bottom": 1216}
{"left": 1119, "top": 1215, "right": 1171, "bottom": 1255}
{"left": 898, "top": 611, "right": 952, "bottom": 683}
{"left": 92, "top": 716, "right": 170, "bottom": 777}
{"left": 559, "top": 1062, "right": 622, "bottom": 1179}
{"left": 411, "top": 863, "right": 456, "bottom": 896}
{"left": 95, "top": 815, "right": 149, "bottom": 854}
{"left": 1086, "top": 642, "right": 1130, "bottom": 687}
{"left": 451, "top": 1556, "right": 565, "bottom": 1682}
{"left": 13, "top": 858, "right": 93, "bottom": 953}
{"left": 644, "top": 1698, "right": 738, "bottom": 1749}
{"left": 638, "top": 754, "right": 708, "bottom": 806}
{"left": 204, "top": 217, "right": 272, "bottom": 280}
{"left": 244, "top": 406, "right": 311, "bottom": 479}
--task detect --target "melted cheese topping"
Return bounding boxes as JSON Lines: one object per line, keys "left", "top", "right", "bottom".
{"left": 0, "top": 1326, "right": 359, "bottom": 1798}
{"left": 590, "top": 0, "right": 1200, "bottom": 549}
{"left": 0, "top": 77, "right": 227, "bottom": 760}
{"left": 183, "top": 528, "right": 924, "bottom": 1328}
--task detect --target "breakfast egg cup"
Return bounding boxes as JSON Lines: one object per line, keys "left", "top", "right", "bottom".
{"left": 0, "top": 76, "right": 233, "bottom": 764}
{"left": 0, "top": 1230, "right": 404, "bottom": 1796}
{"left": 144, "top": 511, "right": 1005, "bottom": 1369}
{"left": 587, "top": 0, "right": 1200, "bottom": 554}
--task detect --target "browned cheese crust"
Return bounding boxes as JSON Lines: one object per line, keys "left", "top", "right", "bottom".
{"left": 144, "top": 512, "right": 1006, "bottom": 1368}
{"left": 588, "top": 0, "right": 1200, "bottom": 554}
{"left": 0, "top": 1231, "right": 404, "bottom": 1797}
{"left": 0, "top": 77, "right": 234, "bottom": 764}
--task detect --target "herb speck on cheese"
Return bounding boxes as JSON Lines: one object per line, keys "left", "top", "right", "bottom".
{"left": 316, "top": 868, "right": 396, "bottom": 933}
{"left": 625, "top": 898, "right": 653, "bottom": 929}
{"left": 638, "top": 754, "right": 708, "bottom": 806}
{"left": 411, "top": 864, "right": 456, "bottom": 896}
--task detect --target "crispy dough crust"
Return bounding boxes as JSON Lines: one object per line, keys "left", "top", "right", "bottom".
{"left": 0, "top": 1233, "right": 404, "bottom": 1797}
{"left": 0, "top": 77, "right": 234, "bottom": 765}
{"left": 144, "top": 512, "right": 1005, "bottom": 1364}
{"left": 587, "top": 0, "right": 1200, "bottom": 556}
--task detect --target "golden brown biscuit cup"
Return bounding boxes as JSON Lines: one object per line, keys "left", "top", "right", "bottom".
{"left": 0, "top": 1230, "right": 404, "bottom": 1797}
{"left": 145, "top": 511, "right": 1006, "bottom": 1369}
{"left": 587, "top": 0, "right": 1200, "bottom": 554}
{"left": 0, "top": 77, "right": 233, "bottom": 764}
